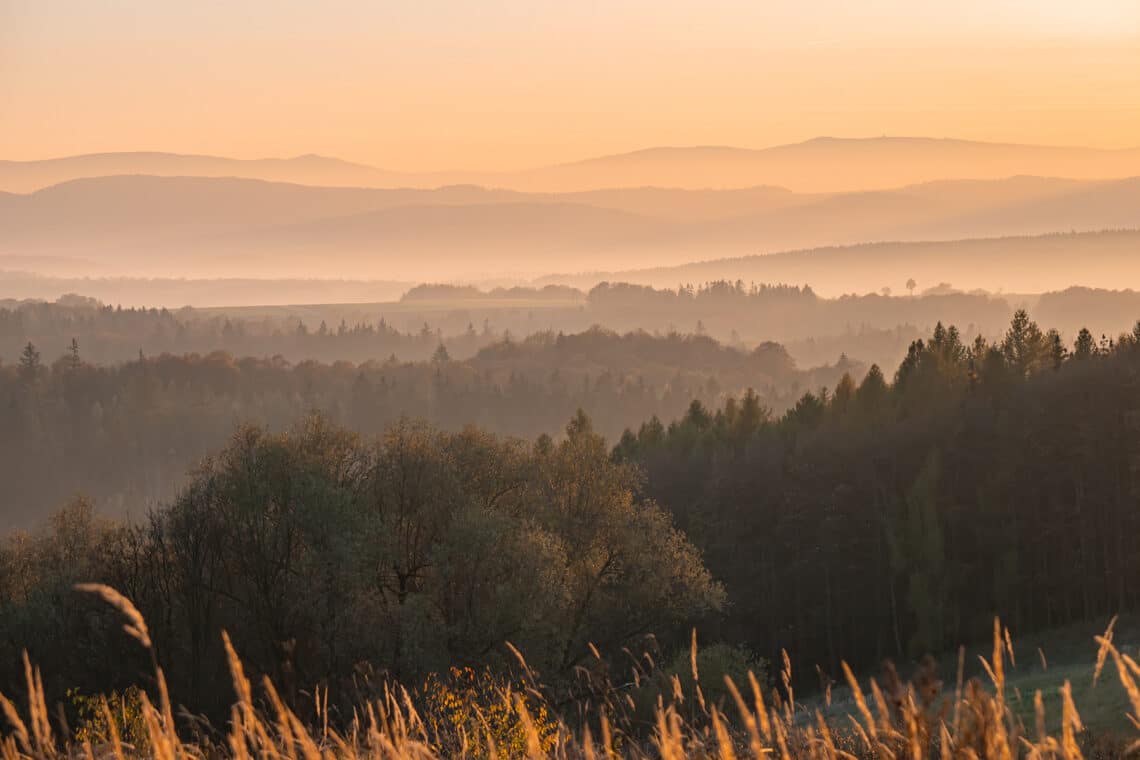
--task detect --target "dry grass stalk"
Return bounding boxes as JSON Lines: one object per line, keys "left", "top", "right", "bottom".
{"left": 1, "top": 591, "right": 1138, "bottom": 760}
{"left": 74, "top": 583, "right": 152, "bottom": 650}
{"left": 1093, "top": 616, "right": 1118, "bottom": 687}
{"left": 840, "top": 662, "right": 877, "bottom": 744}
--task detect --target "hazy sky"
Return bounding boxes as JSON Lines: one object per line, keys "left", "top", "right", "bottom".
{"left": 3, "top": 0, "right": 1139, "bottom": 170}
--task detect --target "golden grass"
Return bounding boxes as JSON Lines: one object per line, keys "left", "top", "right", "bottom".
{"left": 0, "top": 589, "right": 1136, "bottom": 760}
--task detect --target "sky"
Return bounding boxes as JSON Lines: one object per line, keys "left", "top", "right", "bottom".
{"left": 2, "top": 0, "right": 1140, "bottom": 171}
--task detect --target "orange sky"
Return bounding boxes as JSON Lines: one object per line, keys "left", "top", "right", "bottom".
{"left": 2, "top": 0, "right": 1139, "bottom": 171}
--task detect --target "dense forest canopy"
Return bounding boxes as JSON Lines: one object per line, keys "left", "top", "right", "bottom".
{"left": 3, "top": 307, "right": 1140, "bottom": 726}
{"left": 0, "top": 325, "right": 855, "bottom": 528}
{"left": 615, "top": 310, "right": 1140, "bottom": 677}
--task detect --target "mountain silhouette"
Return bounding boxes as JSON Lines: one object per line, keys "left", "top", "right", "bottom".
{"left": 6, "top": 137, "right": 1140, "bottom": 193}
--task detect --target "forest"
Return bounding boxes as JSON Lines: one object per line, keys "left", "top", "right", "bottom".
{"left": 616, "top": 312, "right": 1140, "bottom": 674}
{"left": 0, "top": 321, "right": 855, "bottom": 528}
{"left": 3, "top": 308, "right": 1139, "bottom": 734}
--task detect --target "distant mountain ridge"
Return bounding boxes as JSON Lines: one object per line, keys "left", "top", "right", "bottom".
{"left": 0, "top": 151, "right": 418, "bottom": 194}
{"left": 5, "top": 136, "right": 1140, "bottom": 193}
{"left": 517, "top": 137, "right": 1140, "bottom": 193}
{"left": 2, "top": 173, "right": 1140, "bottom": 283}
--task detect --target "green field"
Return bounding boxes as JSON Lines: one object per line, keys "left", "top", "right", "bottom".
{"left": 805, "top": 616, "right": 1138, "bottom": 738}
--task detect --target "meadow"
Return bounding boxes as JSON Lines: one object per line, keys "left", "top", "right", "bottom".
{"left": 1, "top": 585, "right": 1138, "bottom": 760}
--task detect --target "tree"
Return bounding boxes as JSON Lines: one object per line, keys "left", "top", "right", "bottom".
{"left": 67, "top": 338, "right": 81, "bottom": 371}
{"left": 855, "top": 364, "right": 889, "bottom": 413}
{"left": 832, "top": 372, "right": 856, "bottom": 415}
{"left": 1073, "top": 327, "right": 1096, "bottom": 359}
{"left": 1046, "top": 329, "right": 1066, "bottom": 369}
{"left": 535, "top": 410, "right": 723, "bottom": 669}
{"left": 431, "top": 342, "right": 451, "bottom": 363}
{"left": 1001, "top": 309, "right": 1045, "bottom": 376}
{"left": 18, "top": 341, "right": 41, "bottom": 383}
{"left": 880, "top": 286, "right": 892, "bottom": 298}
{"left": 888, "top": 451, "right": 946, "bottom": 656}
{"left": 735, "top": 387, "right": 768, "bottom": 438}
{"left": 906, "top": 278, "right": 917, "bottom": 297}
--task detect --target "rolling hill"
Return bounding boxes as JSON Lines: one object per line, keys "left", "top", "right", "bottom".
{"left": 507, "top": 137, "right": 1140, "bottom": 193}
{"left": 6, "top": 137, "right": 1140, "bottom": 194}
{"left": 3, "top": 173, "right": 1140, "bottom": 283}
{"left": 0, "top": 152, "right": 416, "bottom": 194}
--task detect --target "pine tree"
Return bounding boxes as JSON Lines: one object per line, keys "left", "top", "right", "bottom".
{"left": 1002, "top": 309, "right": 1045, "bottom": 376}
{"left": 1046, "top": 328, "right": 1066, "bottom": 369}
{"left": 19, "top": 341, "right": 41, "bottom": 382}
{"left": 67, "top": 338, "right": 81, "bottom": 371}
{"left": 889, "top": 450, "right": 946, "bottom": 656}
{"left": 855, "top": 364, "right": 888, "bottom": 412}
{"left": 1073, "top": 327, "right": 1096, "bottom": 359}
{"left": 832, "top": 372, "right": 856, "bottom": 415}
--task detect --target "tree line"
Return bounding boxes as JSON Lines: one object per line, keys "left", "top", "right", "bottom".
{"left": 0, "top": 295, "right": 498, "bottom": 366}
{"left": 0, "top": 326, "right": 854, "bottom": 528}
{"left": 13, "top": 283, "right": 1138, "bottom": 372}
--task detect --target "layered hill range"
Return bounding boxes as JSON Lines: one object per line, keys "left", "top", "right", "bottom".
{"left": 7, "top": 137, "right": 1140, "bottom": 194}
{"left": 2, "top": 136, "right": 1140, "bottom": 288}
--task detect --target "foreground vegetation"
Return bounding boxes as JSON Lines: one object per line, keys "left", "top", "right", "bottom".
{"left": 1, "top": 588, "right": 1138, "bottom": 759}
